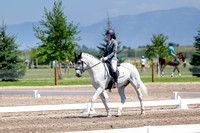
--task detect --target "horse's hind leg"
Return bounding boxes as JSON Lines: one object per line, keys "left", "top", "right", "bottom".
{"left": 117, "top": 86, "right": 126, "bottom": 116}
{"left": 161, "top": 64, "right": 167, "bottom": 77}
{"left": 130, "top": 80, "right": 144, "bottom": 116}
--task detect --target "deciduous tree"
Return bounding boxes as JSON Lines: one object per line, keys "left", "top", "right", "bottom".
{"left": 145, "top": 33, "right": 169, "bottom": 62}
{"left": 33, "top": 0, "right": 80, "bottom": 79}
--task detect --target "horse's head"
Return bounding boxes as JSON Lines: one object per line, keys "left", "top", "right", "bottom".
{"left": 177, "top": 52, "right": 186, "bottom": 62}
{"left": 74, "top": 52, "right": 87, "bottom": 77}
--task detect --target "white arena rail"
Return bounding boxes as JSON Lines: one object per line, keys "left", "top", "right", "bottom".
{"left": 0, "top": 90, "right": 109, "bottom": 98}
{"left": 0, "top": 104, "right": 86, "bottom": 112}
{"left": 83, "top": 98, "right": 200, "bottom": 113}
{"left": 0, "top": 90, "right": 33, "bottom": 95}
{"left": 0, "top": 90, "right": 94, "bottom": 97}
{"left": 172, "top": 92, "right": 200, "bottom": 100}
{"left": 171, "top": 92, "right": 200, "bottom": 109}
{"left": 1, "top": 99, "right": 200, "bottom": 113}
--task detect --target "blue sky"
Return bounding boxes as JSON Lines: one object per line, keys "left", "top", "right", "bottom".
{"left": 1, "top": 0, "right": 200, "bottom": 26}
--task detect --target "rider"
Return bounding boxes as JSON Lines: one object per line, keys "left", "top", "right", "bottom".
{"left": 168, "top": 43, "right": 177, "bottom": 63}
{"left": 101, "top": 29, "right": 118, "bottom": 88}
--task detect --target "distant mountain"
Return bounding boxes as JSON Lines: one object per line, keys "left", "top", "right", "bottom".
{"left": 7, "top": 21, "right": 40, "bottom": 49}
{"left": 6, "top": 7, "right": 200, "bottom": 50}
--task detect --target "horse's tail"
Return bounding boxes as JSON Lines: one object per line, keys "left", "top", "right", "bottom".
{"left": 139, "top": 79, "right": 148, "bottom": 97}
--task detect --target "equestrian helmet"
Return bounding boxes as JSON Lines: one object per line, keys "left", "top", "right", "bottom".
{"left": 105, "top": 29, "right": 115, "bottom": 36}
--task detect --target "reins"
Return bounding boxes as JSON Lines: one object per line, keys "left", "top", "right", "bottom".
{"left": 85, "top": 61, "right": 102, "bottom": 71}
{"left": 75, "top": 60, "right": 102, "bottom": 73}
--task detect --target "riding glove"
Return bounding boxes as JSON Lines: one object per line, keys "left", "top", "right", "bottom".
{"left": 100, "top": 57, "right": 108, "bottom": 62}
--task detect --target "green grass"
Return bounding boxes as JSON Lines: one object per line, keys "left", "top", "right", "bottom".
{"left": 141, "top": 76, "right": 200, "bottom": 82}
{"left": 0, "top": 67, "right": 199, "bottom": 86}
{"left": 0, "top": 78, "right": 92, "bottom": 86}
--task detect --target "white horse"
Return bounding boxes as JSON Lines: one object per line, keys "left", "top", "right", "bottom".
{"left": 75, "top": 52, "right": 148, "bottom": 117}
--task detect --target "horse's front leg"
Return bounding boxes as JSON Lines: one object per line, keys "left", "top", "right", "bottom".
{"left": 99, "top": 92, "right": 111, "bottom": 117}
{"left": 88, "top": 87, "right": 104, "bottom": 117}
{"left": 117, "top": 86, "right": 126, "bottom": 116}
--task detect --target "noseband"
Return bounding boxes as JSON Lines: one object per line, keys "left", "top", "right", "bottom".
{"left": 75, "top": 60, "right": 86, "bottom": 73}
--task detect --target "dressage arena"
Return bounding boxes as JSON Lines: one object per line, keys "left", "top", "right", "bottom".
{"left": 0, "top": 82, "right": 200, "bottom": 132}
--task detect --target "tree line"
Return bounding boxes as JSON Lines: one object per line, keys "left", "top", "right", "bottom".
{"left": 1, "top": 0, "right": 200, "bottom": 81}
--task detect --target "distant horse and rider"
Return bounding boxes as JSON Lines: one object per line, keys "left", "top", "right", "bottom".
{"left": 159, "top": 43, "right": 186, "bottom": 77}
{"left": 159, "top": 52, "right": 186, "bottom": 77}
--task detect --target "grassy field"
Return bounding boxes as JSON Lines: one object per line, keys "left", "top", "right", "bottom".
{"left": 0, "top": 65, "right": 199, "bottom": 86}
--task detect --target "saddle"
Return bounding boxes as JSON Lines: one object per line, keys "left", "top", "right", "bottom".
{"left": 105, "top": 61, "right": 119, "bottom": 92}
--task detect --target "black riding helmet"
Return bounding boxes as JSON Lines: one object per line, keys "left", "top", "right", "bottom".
{"left": 169, "top": 43, "right": 173, "bottom": 46}
{"left": 105, "top": 29, "right": 115, "bottom": 36}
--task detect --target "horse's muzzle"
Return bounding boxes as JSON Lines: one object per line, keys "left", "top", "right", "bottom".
{"left": 76, "top": 72, "right": 82, "bottom": 77}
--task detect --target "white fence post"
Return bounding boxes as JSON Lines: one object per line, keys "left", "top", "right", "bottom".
{"left": 172, "top": 92, "right": 178, "bottom": 100}
{"left": 176, "top": 96, "right": 189, "bottom": 109}
{"left": 32, "top": 90, "right": 40, "bottom": 98}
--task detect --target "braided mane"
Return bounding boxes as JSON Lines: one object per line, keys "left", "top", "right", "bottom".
{"left": 82, "top": 53, "right": 99, "bottom": 61}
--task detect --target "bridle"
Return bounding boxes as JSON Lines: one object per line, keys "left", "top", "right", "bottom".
{"left": 75, "top": 60, "right": 86, "bottom": 73}
{"left": 75, "top": 59, "right": 102, "bottom": 73}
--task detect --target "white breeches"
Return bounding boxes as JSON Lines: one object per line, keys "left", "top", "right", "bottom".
{"left": 111, "top": 60, "right": 117, "bottom": 72}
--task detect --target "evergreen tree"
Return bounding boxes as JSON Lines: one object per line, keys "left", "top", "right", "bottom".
{"left": 0, "top": 24, "right": 26, "bottom": 81}
{"left": 33, "top": 0, "right": 80, "bottom": 79}
{"left": 189, "top": 26, "right": 200, "bottom": 77}
{"left": 97, "top": 14, "right": 124, "bottom": 63}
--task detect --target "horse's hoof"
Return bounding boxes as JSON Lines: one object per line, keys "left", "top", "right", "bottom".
{"left": 116, "top": 113, "right": 121, "bottom": 117}
{"left": 140, "top": 112, "right": 145, "bottom": 116}
{"left": 140, "top": 110, "right": 145, "bottom": 116}
{"left": 88, "top": 114, "right": 93, "bottom": 118}
{"left": 116, "top": 110, "right": 122, "bottom": 116}
{"left": 89, "top": 109, "right": 96, "bottom": 114}
{"left": 107, "top": 112, "right": 112, "bottom": 117}
{"left": 107, "top": 114, "right": 112, "bottom": 117}
{"left": 171, "top": 72, "right": 174, "bottom": 77}
{"left": 116, "top": 112, "right": 121, "bottom": 116}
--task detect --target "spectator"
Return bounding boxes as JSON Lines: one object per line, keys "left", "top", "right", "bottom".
{"left": 140, "top": 56, "right": 146, "bottom": 72}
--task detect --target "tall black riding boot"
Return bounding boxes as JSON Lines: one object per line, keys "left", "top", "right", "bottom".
{"left": 112, "top": 71, "right": 118, "bottom": 88}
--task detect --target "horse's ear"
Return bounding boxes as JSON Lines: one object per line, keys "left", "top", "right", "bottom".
{"left": 78, "top": 52, "right": 82, "bottom": 59}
